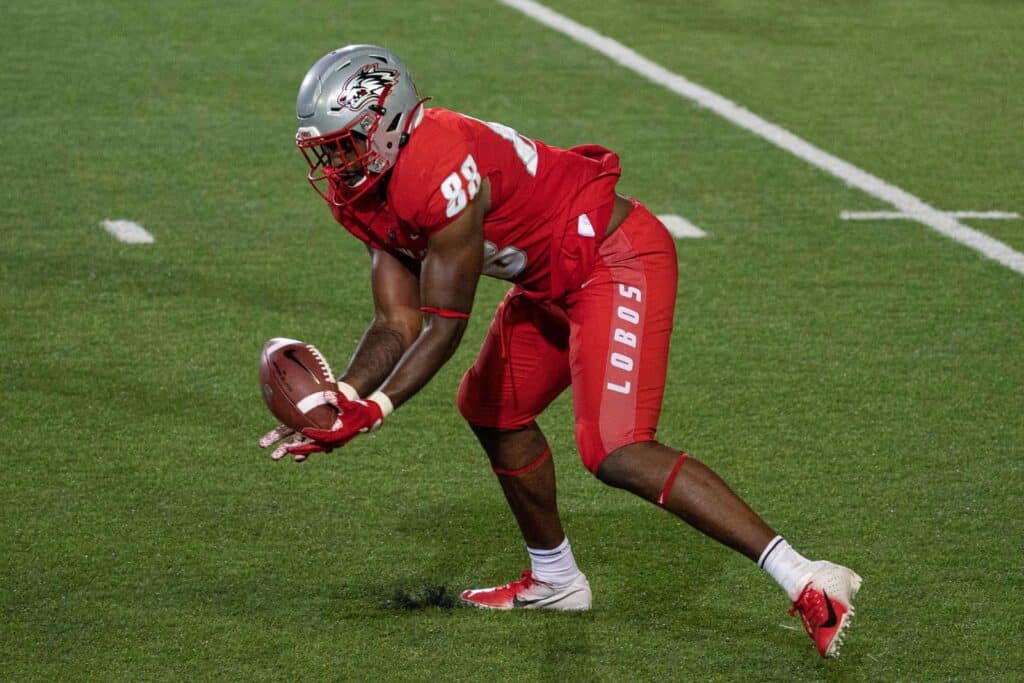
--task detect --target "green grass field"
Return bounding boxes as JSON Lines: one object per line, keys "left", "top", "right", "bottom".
{"left": 3, "top": 1, "right": 1023, "bottom": 679}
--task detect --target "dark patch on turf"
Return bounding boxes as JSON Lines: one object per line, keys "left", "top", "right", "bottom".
{"left": 381, "top": 585, "right": 461, "bottom": 610}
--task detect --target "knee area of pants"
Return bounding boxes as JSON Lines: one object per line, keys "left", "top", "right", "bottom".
{"left": 573, "top": 423, "right": 610, "bottom": 476}
{"left": 455, "top": 369, "right": 479, "bottom": 420}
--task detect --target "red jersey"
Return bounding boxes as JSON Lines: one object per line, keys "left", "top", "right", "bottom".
{"left": 329, "top": 108, "right": 622, "bottom": 300}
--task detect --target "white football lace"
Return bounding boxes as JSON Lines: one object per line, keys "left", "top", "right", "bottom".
{"left": 305, "top": 344, "right": 336, "bottom": 384}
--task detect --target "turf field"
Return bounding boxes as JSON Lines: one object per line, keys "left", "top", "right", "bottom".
{"left": 3, "top": 1, "right": 1022, "bottom": 679}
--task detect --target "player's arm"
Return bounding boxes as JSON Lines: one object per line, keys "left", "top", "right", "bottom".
{"left": 260, "top": 246, "right": 422, "bottom": 461}
{"left": 290, "top": 191, "right": 485, "bottom": 456}
{"left": 374, "top": 190, "right": 485, "bottom": 407}
{"left": 337, "top": 247, "right": 422, "bottom": 397}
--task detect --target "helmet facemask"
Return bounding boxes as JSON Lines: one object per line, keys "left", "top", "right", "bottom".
{"left": 295, "top": 46, "right": 427, "bottom": 210}
{"left": 297, "top": 112, "right": 387, "bottom": 206}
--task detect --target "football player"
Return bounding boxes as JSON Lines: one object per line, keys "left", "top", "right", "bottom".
{"left": 260, "top": 45, "right": 862, "bottom": 658}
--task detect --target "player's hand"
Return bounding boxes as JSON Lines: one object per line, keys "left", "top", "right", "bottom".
{"left": 259, "top": 392, "right": 386, "bottom": 462}
{"left": 298, "top": 394, "right": 385, "bottom": 451}
{"left": 259, "top": 422, "right": 328, "bottom": 463}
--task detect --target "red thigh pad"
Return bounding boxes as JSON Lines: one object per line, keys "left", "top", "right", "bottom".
{"left": 457, "top": 289, "right": 572, "bottom": 429}
{"left": 566, "top": 203, "right": 679, "bottom": 473}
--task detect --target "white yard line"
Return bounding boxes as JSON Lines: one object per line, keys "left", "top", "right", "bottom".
{"left": 841, "top": 210, "right": 1020, "bottom": 221}
{"left": 101, "top": 219, "right": 154, "bottom": 244}
{"left": 498, "top": 0, "right": 1024, "bottom": 277}
{"left": 658, "top": 214, "right": 707, "bottom": 238}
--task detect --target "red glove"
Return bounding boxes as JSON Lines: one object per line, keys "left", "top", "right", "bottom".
{"left": 259, "top": 381, "right": 366, "bottom": 462}
{"left": 259, "top": 418, "right": 333, "bottom": 462}
{"left": 278, "top": 393, "right": 387, "bottom": 462}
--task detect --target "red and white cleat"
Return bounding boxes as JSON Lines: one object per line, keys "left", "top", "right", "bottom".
{"left": 460, "top": 569, "right": 592, "bottom": 611}
{"left": 789, "top": 562, "right": 863, "bottom": 658}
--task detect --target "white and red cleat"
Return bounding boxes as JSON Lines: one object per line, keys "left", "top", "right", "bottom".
{"left": 460, "top": 569, "right": 592, "bottom": 611}
{"left": 789, "top": 562, "right": 863, "bottom": 658}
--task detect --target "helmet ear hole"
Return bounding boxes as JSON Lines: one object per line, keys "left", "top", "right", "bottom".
{"left": 385, "top": 113, "right": 402, "bottom": 133}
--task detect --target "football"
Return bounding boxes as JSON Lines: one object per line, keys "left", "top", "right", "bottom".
{"left": 259, "top": 337, "right": 339, "bottom": 431}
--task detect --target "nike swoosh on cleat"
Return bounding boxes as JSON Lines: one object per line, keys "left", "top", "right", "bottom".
{"left": 511, "top": 596, "right": 543, "bottom": 607}
{"left": 821, "top": 591, "right": 838, "bottom": 628}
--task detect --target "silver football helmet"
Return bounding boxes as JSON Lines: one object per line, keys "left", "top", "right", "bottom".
{"left": 295, "top": 45, "right": 426, "bottom": 205}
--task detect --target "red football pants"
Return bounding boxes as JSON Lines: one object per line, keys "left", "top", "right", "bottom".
{"left": 457, "top": 201, "right": 679, "bottom": 473}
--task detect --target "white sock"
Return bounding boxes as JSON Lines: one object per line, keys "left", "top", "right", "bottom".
{"left": 758, "top": 536, "right": 814, "bottom": 601}
{"left": 527, "top": 536, "right": 581, "bottom": 586}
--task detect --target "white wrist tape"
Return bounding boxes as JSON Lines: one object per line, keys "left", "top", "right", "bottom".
{"left": 366, "top": 390, "right": 394, "bottom": 418}
{"left": 336, "top": 381, "right": 360, "bottom": 402}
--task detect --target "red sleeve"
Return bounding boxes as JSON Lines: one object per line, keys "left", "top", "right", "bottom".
{"left": 388, "top": 116, "right": 483, "bottom": 234}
